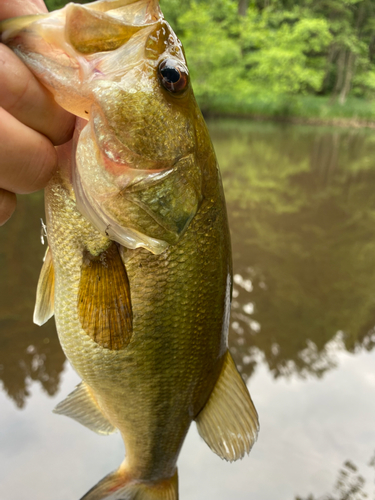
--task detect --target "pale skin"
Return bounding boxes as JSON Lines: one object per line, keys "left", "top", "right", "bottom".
{"left": 0, "top": 0, "right": 75, "bottom": 225}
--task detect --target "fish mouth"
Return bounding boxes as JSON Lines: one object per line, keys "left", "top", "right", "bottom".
{"left": 0, "top": 0, "right": 163, "bottom": 45}
{"left": 9, "top": 0, "right": 196, "bottom": 255}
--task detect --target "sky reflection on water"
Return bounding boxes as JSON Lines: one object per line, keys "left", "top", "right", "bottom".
{"left": 1, "top": 120, "right": 375, "bottom": 499}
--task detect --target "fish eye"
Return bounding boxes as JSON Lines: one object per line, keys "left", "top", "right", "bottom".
{"left": 158, "top": 59, "right": 189, "bottom": 93}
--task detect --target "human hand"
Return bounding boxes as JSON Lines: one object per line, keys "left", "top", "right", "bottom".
{"left": 0, "top": 0, "right": 75, "bottom": 225}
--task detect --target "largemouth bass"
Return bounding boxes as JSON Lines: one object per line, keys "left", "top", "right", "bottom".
{"left": 1, "top": 1, "right": 259, "bottom": 498}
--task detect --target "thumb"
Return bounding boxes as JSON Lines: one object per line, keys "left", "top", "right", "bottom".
{"left": 0, "top": 0, "right": 47, "bottom": 20}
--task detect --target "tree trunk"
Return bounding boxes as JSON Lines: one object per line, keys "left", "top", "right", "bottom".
{"left": 336, "top": 2, "right": 364, "bottom": 104}
{"left": 322, "top": 44, "right": 339, "bottom": 93}
{"left": 330, "top": 48, "right": 346, "bottom": 102}
{"left": 338, "top": 51, "right": 356, "bottom": 104}
{"left": 238, "top": 0, "right": 248, "bottom": 16}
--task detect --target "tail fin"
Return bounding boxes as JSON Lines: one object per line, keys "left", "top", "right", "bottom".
{"left": 80, "top": 467, "right": 178, "bottom": 500}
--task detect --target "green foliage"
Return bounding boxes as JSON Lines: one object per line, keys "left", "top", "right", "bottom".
{"left": 45, "top": 0, "right": 91, "bottom": 10}
{"left": 160, "top": 0, "right": 191, "bottom": 31}
{"left": 177, "top": 2, "right": 244, "bottom": 110}
{"left": 241, "top": 14, "right": 332, "bottom": 95}
{"left": 170, "top": 0, "right": 375, "bottom": 115}
{"left": 43, "top": 0, "right": 375, "bottom": 119}
{"left": 296, "top": 459, "right": 369, "bottom": 500}
{"left": 175, "top": 1, "right": 334, "bottom": 108}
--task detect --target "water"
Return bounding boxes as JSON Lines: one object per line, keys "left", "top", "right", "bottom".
{"left": 1, "top": 119, "right": 375, "bottom": 500}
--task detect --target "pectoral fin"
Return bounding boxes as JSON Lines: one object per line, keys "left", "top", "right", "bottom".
{"left": 33, "top": 247, "right": 55, "bottom": 326}
{"left": 195, "top": 351, "right": 259, "bottom": 462}
{"left": 78, "top": 243, "right": 133, "bottom": 350}
{"left": 54, "top": 381, "right": 116, "bottom": 435}
{"left": 66, "top": 4, "right": 144, "bottom": 54}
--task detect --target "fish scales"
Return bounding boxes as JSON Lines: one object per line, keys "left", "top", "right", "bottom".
{"left": 46, "top": 165, "right": 229, "bottom": 480}
{"left": 0, "top": 1, "right": 259, "bottom": 498}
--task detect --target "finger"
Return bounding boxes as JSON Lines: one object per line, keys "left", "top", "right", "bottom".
{"left": 0, "top": 0, "right": 47, "bottom": 19}
{"left": 0, "top": 189, "right": 17, "bottom": 226}
{"left": 0, "top": 45, "right": 75, "bottom": 146}
{"left": 0, "top": 107, "right": 57, "bottom": 194}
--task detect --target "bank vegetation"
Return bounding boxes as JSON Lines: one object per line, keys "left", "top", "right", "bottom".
{"left": 46, "top": 0, "right": 375, "bottom": 125}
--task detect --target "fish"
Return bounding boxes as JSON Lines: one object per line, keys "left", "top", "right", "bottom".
{"left": 0, "top": 1, "right": 259, "bottom": 499}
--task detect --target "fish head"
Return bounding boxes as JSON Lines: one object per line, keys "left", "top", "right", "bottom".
{"left": 1, "top": 0, "right": 214, "bottom": 254}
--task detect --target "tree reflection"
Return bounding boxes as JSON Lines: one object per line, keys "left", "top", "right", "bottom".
{"left": 209, "top": 120, "right": 375, "bottom": 380}
{"left": 0, "top": 194, "right": 66, "bottom": 407}
{"left": 296, "top": 458, "right": 372, "bottom": 500}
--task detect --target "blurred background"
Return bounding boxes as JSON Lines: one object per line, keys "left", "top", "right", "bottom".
{"left": 2, "top": 1, "right": 375, "bottom": 500}
{"left": 48, "top": 0, "right": 375, "bottom": 125}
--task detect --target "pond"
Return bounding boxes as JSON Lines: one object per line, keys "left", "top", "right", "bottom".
{"left": 1, "top": 119, "right": 375, "bottom": 500}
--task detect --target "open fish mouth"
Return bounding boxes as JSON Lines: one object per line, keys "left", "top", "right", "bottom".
{"left": 0, "top": 0, "right": 171, "bottom": 117}
{"left": 1, "top": 0, "right": 201, "bottom": 254}
{"left": 1, "top": 0, "right": 163, "bottom": 43}
{"left": 63, "top": 0, "right": 163, "bottom": 55}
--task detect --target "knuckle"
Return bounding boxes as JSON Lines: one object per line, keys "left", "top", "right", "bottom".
{"left": 0, "top": 45, "right": 30, "bottom": 109}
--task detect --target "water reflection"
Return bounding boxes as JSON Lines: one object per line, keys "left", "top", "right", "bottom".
{"left": 296, "top": 455, "right": 375, "bottom": 500}
{"left": 1, "top": 122, "right": 375, "bottom": 499}
{"left": 1, "top": 121, "right": 375, "bottom": 408}
{"left": 209, "top": 120, "right": 375, "bottom": 380}
{"left": 0, "top": 193, "right": 65, "bottom": 407}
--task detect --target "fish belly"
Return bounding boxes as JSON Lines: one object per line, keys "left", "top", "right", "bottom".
{"left": 45, "top": 167, "right": 231, "bottom": 481}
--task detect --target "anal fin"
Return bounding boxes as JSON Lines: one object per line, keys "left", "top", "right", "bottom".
{"left": 33, "top": 247, "right": 55, "bottom": 326}
{"left": 195, "top": 351, "right": 259, "bottom": 462}
{"left": 53, "top": 381, "right": 116, "bottom": 435}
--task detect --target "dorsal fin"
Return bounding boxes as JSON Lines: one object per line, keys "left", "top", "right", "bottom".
{"left": 65, "top": 4, "right": 145, "bottom": 54}
{"left": 195, "top": 351, "right": 259, "bottom": 462}
{"left": 33, "top": 247, "right": 55, "bottom": 326}
{"left": 54, "top": 381, "right": 116, "bottom": 435}
{"left": 78, "top": 242, "right": 133, "bottom": 350}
